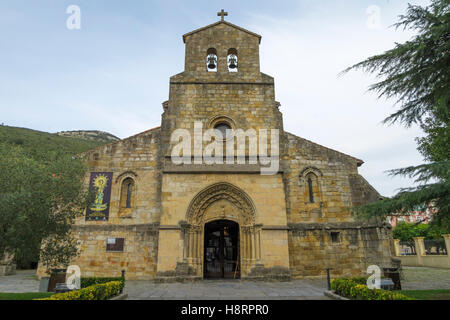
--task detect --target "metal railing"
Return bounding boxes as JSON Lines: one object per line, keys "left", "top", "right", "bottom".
{"left": 399, "top": 241, "right": 416, "bottom": 255}
{"left": 424, "top": 239, "right": 447, "bottom": 255}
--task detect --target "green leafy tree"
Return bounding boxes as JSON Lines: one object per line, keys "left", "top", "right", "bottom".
{"left": 393, "top": 220, "right": 448, "bottom": 241}
{"left": 393, "top": 222, "right": 429, "bottom": 241}
{"left": 0, "top": 143, "right": 89, "bottom": 273}
{"left": 343, "top": 0, "right": 450, "bottom": 225}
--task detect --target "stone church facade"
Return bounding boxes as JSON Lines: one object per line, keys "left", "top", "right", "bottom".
{"left": 38, "top": 15, "right": 393, "bottom": 281}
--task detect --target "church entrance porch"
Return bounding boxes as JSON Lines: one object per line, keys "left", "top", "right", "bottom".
{"left": 204, "top": 220, "right": 240, "bottom": 279}
{"left": 156, "top": 181, "right": 291, "bottom": 281}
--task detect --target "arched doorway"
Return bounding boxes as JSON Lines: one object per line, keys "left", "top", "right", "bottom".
{"left": 204, "top": 220, "right": 240, "bottom": 279}
{"left": 182, "top": 183, "right": 262, "bottom": 278}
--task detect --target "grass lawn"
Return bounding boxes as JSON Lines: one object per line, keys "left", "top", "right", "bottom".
{"left": 0, "top": 292, "right": 54, "bottom": 300}
{"left": 398, "top": 290, "right": 450, "bottom": 300}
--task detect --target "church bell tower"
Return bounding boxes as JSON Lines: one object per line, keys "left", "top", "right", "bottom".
{"left": 160, "top": 10, "right": 284, "bottom": 165}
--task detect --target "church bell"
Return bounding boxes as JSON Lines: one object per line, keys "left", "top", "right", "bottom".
{"left": 207, "top": 54, "right": 217, "bottom": 69}
{"left": 228, "top": 54, "right": 237, "bottom": 69}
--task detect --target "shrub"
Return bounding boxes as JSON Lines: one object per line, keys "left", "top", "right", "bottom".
{"left": 35, "top": 281, "right": 123, "bottom": 300}
{"left": 331, "top": 278, "right": 412, "bottom": 300}
{"left": 81, "top": 276, "right": 125, "bottom": 289}
{"left": 337, "top": 276, "right": 367, "bottom": 285}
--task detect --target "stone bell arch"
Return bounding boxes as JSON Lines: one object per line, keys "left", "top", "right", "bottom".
{"left": 180, "top": 182, "right": 262, "bottom": 278}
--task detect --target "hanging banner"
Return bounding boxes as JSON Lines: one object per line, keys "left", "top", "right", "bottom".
{"left": 86, "top": 172, "right": 113, "bottom": 221}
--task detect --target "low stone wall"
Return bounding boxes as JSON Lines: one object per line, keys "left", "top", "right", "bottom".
{"left": 37, "top": 224, "right": 159, "bottom": 280}
{"left": 0, "top": 251, "right": 16, "bottom": 276}
{"left": 398, "top": 255, "right": 450, "bottom": 269}
{"left": 323, "top": 290, "right": 349, "bottom": 300}
{"left": 0, "top": 264, "right": 16, "bottom": 276}
{"left": 393, "top": 235, "right": 450, "bottom": 269}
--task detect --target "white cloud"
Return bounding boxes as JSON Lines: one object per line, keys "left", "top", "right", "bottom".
{"left": 245, "top": 5, "right": 426, "bottom": 196}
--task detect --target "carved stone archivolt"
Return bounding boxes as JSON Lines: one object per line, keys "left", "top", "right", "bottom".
{"left": 186, "top": 182, "right": 256, "bottom": 225}
{"left": 180, "top": 183, "right": 261, "bottom": 277}
{"left": 299, "top": 166, "right": 323, "bottom": 178}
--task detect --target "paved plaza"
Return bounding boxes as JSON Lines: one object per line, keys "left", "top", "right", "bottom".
{"left": 1, "top": 267, "right": 450, "bottom": 299}
{"left": 124, "top": 279, "right": 330, "bottom": 300}
{"left": 0, "top": 270, "right": 40, "bottom": 293}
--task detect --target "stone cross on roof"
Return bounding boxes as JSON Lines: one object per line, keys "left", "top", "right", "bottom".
{"left": 217, "top": 9, "right": 228, "bottom": 21}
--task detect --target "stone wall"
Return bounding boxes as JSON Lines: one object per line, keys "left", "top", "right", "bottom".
{"left": 288, "top": 223, "right": 393, "bottom": 278}
{"left": 73, "top": 224, "right": 158, "bottom": 279}
{"left": 282, "top": 132, "right": 362, "bottom": 225}
{"left": 281, "top": 131, "right": 392, "bottom": 279}
{"left": 78, "top": 127, "right": 162, "bottom": 225}
{"left": 37, "top": 128, "right": 162, "bottom": 279}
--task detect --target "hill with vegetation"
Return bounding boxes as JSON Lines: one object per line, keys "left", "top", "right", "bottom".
{"left": 56, "top": 130, "right": 120, "bottom": 145}
{"left": 0, "top": 125, "right": 119, "bottom": 269}
{"left": 0, "top": 125, "right": 118, "bottom": 158}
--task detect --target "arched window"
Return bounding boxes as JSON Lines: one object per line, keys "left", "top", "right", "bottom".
{"left": 209, "top": 116, "right": 235, "bottom": 140}
{"left": 214, "top": 122, "right": 232, "bottom": 139}
{"left": 120, "top": 178, "right": 135, "bottom": 209}
{"left": 227, "top": 48, "right": 238, "bottom": 72}
{"left": 206, "top": 48, "right": 217, "bottom": 72}
{"left": 299, "top": 167, "right": 323, "bottom": 206}
{"left": 305, "top": 172, "right": 319, "bottom": 204}
{"left": 126, "top": 182, "right": 132, "bottom": 208}
{"left": 308, "top": 177, "right": 314, "bottom": 203}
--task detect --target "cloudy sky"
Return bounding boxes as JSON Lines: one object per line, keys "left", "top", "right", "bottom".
{"left": 0, "top": 0, "right": 431, "bottom": 196}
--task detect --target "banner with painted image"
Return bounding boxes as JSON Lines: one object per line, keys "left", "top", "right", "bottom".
{"left": 86, "top": 172, "right": 113, "bottom": 221}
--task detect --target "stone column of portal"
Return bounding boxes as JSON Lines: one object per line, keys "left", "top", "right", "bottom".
{"left": 184, "top": 228, "right": 189, "bottom": 262}
{"left": 241, "top": 226, "right": 248, "bottom": 271}
{"left": 196, "top": 227, "right": 203, "bottom": 275}
{"left": 178, "top": 228, "right": 184, "bottom": 263}
{"left": 188, "top": 228, "right": 194, "bottom": 265}
{"left": 255, "top": 225, "right": 262, "bottom": 262}
{"left": 251, "top": 227, "right": 257, "bottom": 265}
{"left": 180, "top": 223, "right": 189, "bottom": 262}
{"left": 246, "top": 227, "right": 252, "bottom": 264}
{"left": 245, "top": 226, "right": 254, "bottom": 271}
{"left": 193, "top": 226, "right": 200, "bottom": 273}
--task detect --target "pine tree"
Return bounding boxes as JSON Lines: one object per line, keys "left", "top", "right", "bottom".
{"left": 343, "top": 0, "right": 449, "bottom": 227}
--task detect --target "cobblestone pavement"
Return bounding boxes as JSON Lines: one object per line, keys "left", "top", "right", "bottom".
{"left": 124, "top": 279, "right": 330, "bottom": 300}
{"left": 0, "top": 270, "right": 39, "bottom": 293}
{"left": 401, "top": 266, "right": 450, "bottom": 290}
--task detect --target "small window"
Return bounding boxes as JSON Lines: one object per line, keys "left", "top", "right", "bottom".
{"left": 106, "top": 238, "right": 124, "bottom": 252}
{"left": 307, "top": 178, "right": 314, "bottom": 203}
{"left": 206, "top": 48, "right": 217, "bottom": 72}
{"left": 331, "top": 232, "right": 340, "bottom": 243}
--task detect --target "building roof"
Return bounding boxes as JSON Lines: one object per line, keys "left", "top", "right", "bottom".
{"left": 80, "top": 126, "right": 161, "bottom": 156}
{"left": 182, "top": 20, "right": 262, "bottom": 44}
{"left": 285, "top": 131, "right": 364, "bottom": 167}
